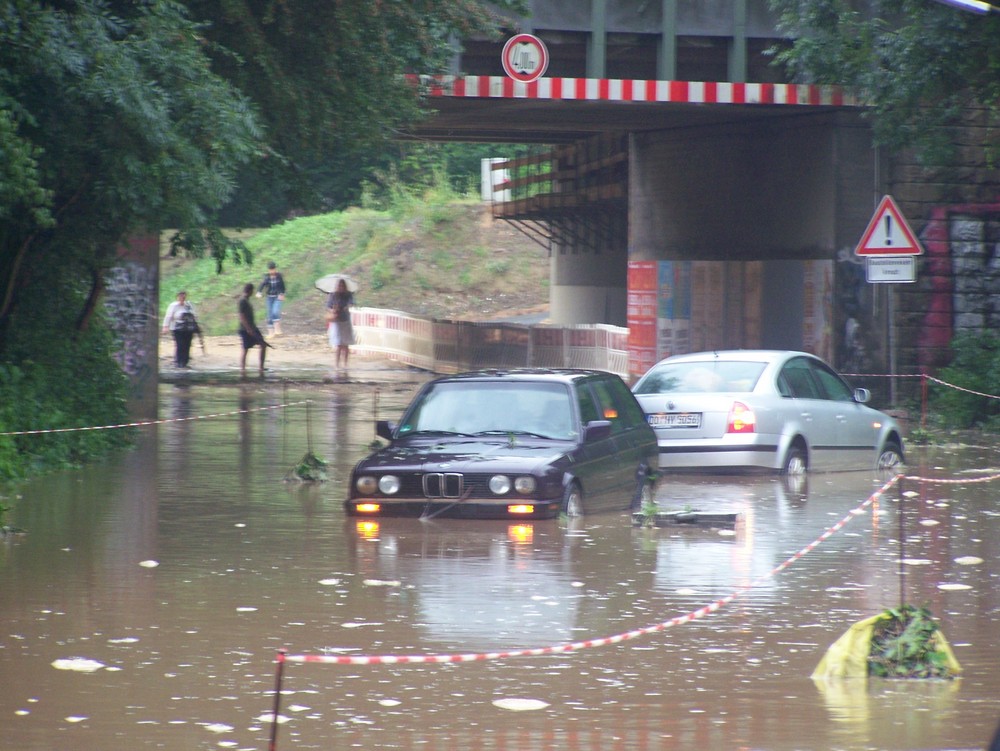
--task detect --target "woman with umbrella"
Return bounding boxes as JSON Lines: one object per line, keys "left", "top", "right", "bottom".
{"left": 323, "top": 276, "right": 357, "bottom": 369}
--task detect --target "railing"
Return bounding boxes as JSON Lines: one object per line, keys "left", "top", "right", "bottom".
{"left": 351, "top": 307, "right": 629, "bottom": 378}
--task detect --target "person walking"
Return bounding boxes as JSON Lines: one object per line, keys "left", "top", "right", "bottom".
{"left": 162, "top": 290, "right": 198, "bottom": 368}
{"left": 239, "top": 283, "right": 268, "bottom": 376}
{"left": 256, "top": 261, "right": 286, "bottom": 336}
{"left": 325, "top": 278, "right": 357, "bottom": 369}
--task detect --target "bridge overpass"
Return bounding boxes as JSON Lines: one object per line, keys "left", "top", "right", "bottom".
{"left": 401, "top": 70, "right": 877, "bottom": 378}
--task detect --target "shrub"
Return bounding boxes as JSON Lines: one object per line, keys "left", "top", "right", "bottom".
{"left": 0, "top": 291, "right": 132, "bottom": 482}
{"left": 931, "top": 333, "right": 1000, "bottom": 430}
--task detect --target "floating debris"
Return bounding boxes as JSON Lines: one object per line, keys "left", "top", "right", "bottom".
{"left": 938, "top": 583, "right": 973, "bottom": 591}
{"left": 954, "top": 556, "right": 983, "bottom": 566}
{"left": 492, "top": 698, "right": 550, "bottom": 711}
{"left": 632, "top": 509, "right": 739, "bottom": 528}
{"left": 138, "top": 560, "right": 159, "bottom": 568}
{"left": 51, "top": 658, "right": 105, "bottom": 673}
{"left": 362, "top": 579, "right": 401, "bottom": 587}
{"left": 285, "top": 451, "right": 328, "bottom": 483}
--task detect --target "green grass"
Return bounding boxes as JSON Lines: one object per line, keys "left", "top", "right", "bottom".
{"left": 159, "top": 181, "right": 550, "bottom": 333}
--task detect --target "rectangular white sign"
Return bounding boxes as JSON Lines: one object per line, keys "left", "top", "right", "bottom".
{"left": 866, "top": 256, "right": 916, "bottom": 283}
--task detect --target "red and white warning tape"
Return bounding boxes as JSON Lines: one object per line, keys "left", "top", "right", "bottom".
{"left": 281, "top": 474, "right": 903, "bottom": 666}
{"left": 0, "top": 401, "right": 310, "bottom": 437}
{"left": 903, "top": 471, "right": 1000, "bottom": 485}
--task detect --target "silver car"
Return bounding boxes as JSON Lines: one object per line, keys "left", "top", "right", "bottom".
{"left": 632, "top": 350, "right": 905, "bottom": 474}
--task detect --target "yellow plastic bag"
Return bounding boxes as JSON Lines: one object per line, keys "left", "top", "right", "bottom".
{"left": 812, "top": 612, "right": 962, "bottom": 680}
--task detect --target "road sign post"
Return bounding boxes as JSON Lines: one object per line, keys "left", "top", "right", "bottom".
{"left": 854, "top": 195, "right": 924, "bottom": 405}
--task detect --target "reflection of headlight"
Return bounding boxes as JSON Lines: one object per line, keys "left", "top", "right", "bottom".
{"left": 514, "top": 476, "right": 536, "bottom": 494}
{"left": 489, "top": 475, "right": 511, "bottom": 494}
{"left": 378, "top": 475, "right": 401, "bottom": 494}
{"left": 356, "top": 476, "right": 377, "bottom": 494}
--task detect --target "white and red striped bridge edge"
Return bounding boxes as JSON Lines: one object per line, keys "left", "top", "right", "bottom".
{"left": 406, "top": 74, "right": 858, "bottom": 108}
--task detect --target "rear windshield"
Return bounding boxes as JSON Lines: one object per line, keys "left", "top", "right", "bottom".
{"left": 633, "top": 360, "right": 767, "bottom": 394}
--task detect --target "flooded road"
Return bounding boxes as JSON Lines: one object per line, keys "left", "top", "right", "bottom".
{"left": 2, "top": 379, "right": 999, "bottom": 751}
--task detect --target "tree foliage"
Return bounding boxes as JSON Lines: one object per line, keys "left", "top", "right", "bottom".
{"left": 189, "top": 0, "right": 520, "bottom": 222}
{"left": 768, "top": 0, "right": 1000, "bottom": 165}
{"left": 0, "top": 0, "right": 519, "bottom": 475}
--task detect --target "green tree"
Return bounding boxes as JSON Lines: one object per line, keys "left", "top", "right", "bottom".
{"left": 0, "top": 0, "right": 519, "bottom": 477}
{"left": 189, "top": 0, "right": 521, "bottom": 223}
{"left": 768, "top": 0, "right": 1000, "bottom": 165}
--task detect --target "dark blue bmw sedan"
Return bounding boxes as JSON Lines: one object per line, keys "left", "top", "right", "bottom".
{"left": 344, "top": 369, "right": 658, "bottom": 520}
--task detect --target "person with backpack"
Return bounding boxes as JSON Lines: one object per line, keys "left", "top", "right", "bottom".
{"left": 162, "top": 290, "right": 199, "bottom": 368}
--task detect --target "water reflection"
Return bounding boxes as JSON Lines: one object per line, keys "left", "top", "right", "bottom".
{"left": 1, "top": 385, "right": 999, "bottom": 750}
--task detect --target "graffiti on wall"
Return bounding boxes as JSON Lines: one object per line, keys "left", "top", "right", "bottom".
{"left": 918, "top": 202, "right": 1000, "bottom": 372}
{"left": 833, "top": 249, "right": 872, "bottom": 374}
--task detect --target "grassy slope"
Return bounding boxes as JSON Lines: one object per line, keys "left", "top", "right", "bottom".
{"left": 159, "top": 196, "right": 550, "bottom": 337}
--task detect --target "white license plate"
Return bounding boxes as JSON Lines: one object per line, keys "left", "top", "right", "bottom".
{"left": 648, "top": 412, "right": 701, "bottom": 428}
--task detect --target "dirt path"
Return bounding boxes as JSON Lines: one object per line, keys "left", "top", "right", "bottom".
{"left": 160, "top": 333, "right": 340, "bottom": 371}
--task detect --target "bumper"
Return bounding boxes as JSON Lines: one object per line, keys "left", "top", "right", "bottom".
{"left": 656, "top": 438, "right": 780, "bottom": 471}
{"left": 344, "top": 497, "right": 563, "bottom": 520}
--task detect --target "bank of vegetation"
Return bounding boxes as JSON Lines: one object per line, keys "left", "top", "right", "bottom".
{"left": 159, "top": 184, "right": 549, "bottom": 338}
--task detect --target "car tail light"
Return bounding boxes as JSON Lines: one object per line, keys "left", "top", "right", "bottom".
{"left": 355, "top": 503, "right": 381, "bottom": 514}
{"left": 727, "top": 402, "right": 756, "bottom": 434}
{"left": 507, "top": 504, "right": 535, "bottom": 515}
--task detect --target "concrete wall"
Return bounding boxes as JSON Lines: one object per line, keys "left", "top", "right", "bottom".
{"left": 628, "top": 110, "right": 882, "bottom": 372}
{"left": 630, "top": 113, "right": 863, "bottom": 261}
{"left": 549, "top": 237, "right": 629, "bottom": 326}
{"left": 104, "top": 235, "right": 160, "bottom": 419}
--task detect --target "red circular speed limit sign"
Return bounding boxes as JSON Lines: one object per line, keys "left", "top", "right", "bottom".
{"left": 502, "top": 33, "right": 549, "bottom": 83}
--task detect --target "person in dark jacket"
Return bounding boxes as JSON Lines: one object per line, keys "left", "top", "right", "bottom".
{"left": 239, "top": 283, "right": 268, "bottom": 376}
{"left": 256, "top": 261, "right": 286, "bottom": 336}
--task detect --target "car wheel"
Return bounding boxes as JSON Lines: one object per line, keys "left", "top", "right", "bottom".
{"left": 781, "top": 445, "right": 807, "bottom": 476}
{"left": 877, "top": 441, "right": 903, "bottom": 473}
{"left": 561, "top": 482, "right": 584, "bottom": 518}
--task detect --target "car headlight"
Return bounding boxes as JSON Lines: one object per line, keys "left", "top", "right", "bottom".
{"left": 514, "top": 476, "right": 537, "bottom": 494}
{"left": 378, "top": 475, "right": 401, "bottom": 495}
{"left": 489, "top": 475, "right": 512, "bottom": 494}
{"left": 356, "top": 475, "right": 377, "bottom": 495}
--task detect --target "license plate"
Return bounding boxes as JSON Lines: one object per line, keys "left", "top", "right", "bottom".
{"left": 648, "top": 412, "right": 701, "bottom": 428}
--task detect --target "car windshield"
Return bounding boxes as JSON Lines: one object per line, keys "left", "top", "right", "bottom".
{"left": 633, "top": 360, "right": 767, "bottom": 394}
{"left": 398, "top": 381, "right": 577, "bottom": 440}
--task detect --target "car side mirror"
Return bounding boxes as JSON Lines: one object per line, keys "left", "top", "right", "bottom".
{"left": 584, "top": 420, "right": 612, "bottom": 442}
{"left": 376, "top": 420, "right": 396, "bottom": 441}
{"left": 853, "top": 387, "right": 871, "bottom": 404}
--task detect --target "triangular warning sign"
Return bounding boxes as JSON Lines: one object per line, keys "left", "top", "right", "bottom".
{"left": 855, "top": 195, "right": 923, "bottom": 256}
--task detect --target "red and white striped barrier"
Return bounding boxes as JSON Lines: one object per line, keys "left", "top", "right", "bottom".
{"left": 406, "top": 74, "right": 857, "bottom": 108}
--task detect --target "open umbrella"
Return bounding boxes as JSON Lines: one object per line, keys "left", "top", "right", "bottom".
{"left": 315, "top": 273, "right": 359, "bottom": 294}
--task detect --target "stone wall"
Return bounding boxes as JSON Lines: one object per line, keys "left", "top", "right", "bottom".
{"left": 888, "top": 105, "right": 1000, "bottom": 378}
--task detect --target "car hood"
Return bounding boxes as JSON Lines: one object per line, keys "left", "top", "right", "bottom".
{"left": 354, "top": 437, "right": 571, "bottom": 474}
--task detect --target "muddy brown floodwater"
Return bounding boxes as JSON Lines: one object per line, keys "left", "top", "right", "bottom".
{"left": 1, "top": 377, "right": 999, "bottom": 751}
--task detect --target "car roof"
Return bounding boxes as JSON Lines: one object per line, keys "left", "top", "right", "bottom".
{"left": 652, "top": 350, "right": 815, "bottom": 366}
{"left": 428, "top": 368, "right": 616, "bottom": 385}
